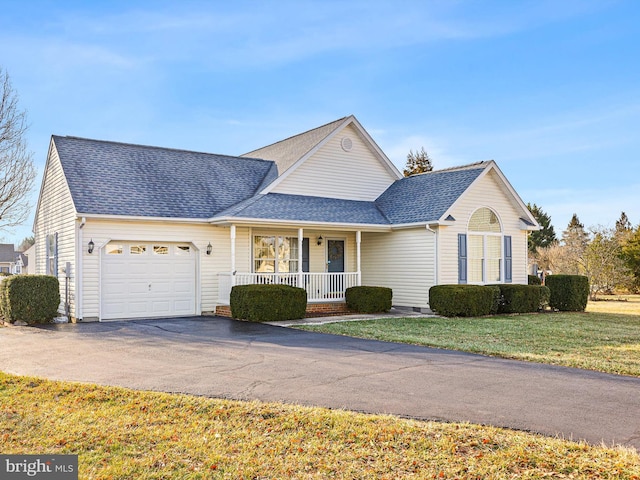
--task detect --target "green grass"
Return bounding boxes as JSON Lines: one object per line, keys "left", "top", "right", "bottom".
{"left": 299, "top": 312, "right": 640, "bottom": 376}
{"left": 1, "top": 372, "right": 639, "bottom": 479}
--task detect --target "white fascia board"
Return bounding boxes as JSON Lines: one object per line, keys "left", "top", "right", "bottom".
{"left": 390, "top": 220, "right": 454, "bottom": 230}
{"left": 76, "top": 213, "right": 210, "bottom": 224}
{"left": 209, "top": 216, "right": 392, "bottom": 232}
{"left": 490, "top": 162, "right": 539, "bottom": 227}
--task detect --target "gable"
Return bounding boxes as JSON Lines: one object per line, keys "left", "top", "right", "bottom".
{"left": 33, "top": 141, "right": 77, "bottom": 229}
{"left": 446, "top": 168, "right": 528, "bottom": 231}
{"left": 269, "top": 124, "right": 399, "bottom": 201}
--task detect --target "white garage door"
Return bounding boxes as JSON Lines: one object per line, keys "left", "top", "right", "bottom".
{"left": 101, "top": 242, "right": 196, "bottom": 320}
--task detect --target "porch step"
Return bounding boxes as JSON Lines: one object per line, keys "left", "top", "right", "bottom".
{"left": 215, "top": 302, "right": 353, "bottom": 319}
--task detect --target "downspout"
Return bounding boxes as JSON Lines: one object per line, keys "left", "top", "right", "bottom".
{"left": 77, "top": 217, "right": 86, "bottom": 322}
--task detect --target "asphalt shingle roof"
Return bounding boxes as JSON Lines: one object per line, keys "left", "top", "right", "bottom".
{"left": 0, "top": 244, "right": 15, "bottom": 263}
{"left": 54, "top": 136, "right": 276, "bottom": 218}
{"left": 214, "top": 193, "right": 390, "bottom": 225}
{"left": 375, "top": 165, "right": 486, "bottom": 224}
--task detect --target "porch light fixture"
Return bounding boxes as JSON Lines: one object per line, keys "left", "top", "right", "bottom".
{"left": 206, "top": 242, "right": 213, "bottom": 255}
{"left": 317, "top": 235, "right": 323, "bottom": 246}
{"left": 88, "top": 239, "right": 95, "bottom": 254}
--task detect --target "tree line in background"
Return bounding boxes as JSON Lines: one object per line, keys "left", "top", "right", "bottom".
{"left": 528, "top": 205, "right": 640, "bottom": 297}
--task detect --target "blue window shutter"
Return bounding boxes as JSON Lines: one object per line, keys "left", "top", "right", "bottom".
{"left": 458, "top": 233, "right": 467, "bottom": 284}
{"left": 504, "top": 235, "right": 512, "bottom": 283}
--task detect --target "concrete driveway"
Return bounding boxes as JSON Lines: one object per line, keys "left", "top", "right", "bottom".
{"left": 1, "top": 316, "right": 638, "bottom": 450}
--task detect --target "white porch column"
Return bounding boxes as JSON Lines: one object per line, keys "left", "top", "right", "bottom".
{"left": 298, "top": 228, "right": 304, "bottom": 288}
{"left": 356, "top": 230, "right": 362, "bottom": 286}
{"left": 230, "top": 224, "right": 236, "bottom": 286}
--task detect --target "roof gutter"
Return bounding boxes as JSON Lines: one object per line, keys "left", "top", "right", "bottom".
{"left": 208, "top": 216, "right": 393, "bottom": 232}
{"left": 76, "top": 213, "right": 210, "bottom": 224}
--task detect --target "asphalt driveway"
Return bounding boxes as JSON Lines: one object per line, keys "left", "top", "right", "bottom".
{"left": 1, "top": 316, "right": 638, "bottom": 450}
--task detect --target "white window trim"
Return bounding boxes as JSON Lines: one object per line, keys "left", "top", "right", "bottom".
{"left": 252, "top": 235, "right": 300, "bottom": 274}
{"left": 467, "top": 207, "right": 504, "bottom": 285}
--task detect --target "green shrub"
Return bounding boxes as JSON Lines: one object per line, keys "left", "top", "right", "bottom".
{"left": 0, "top": 275, "right": 60, "bottom": 324}
{"left": 230, "top": 284, "right": 307, "bottom": 322}
{"left": 487, "top": 285, "right": 502, "bottom": 315}
{"left": 538, "top": 285, "right": 551, "bottom": 310}
{"left": 345, "top": 286, "right": 392, "bottom": 313}
{"left": 528, "top": 275, "right": 542, "bottom": 285}
{"left": 429, "top": 285, "right": 495, "bottom": 317}
{"left": 545, "top": 275, "right": 589, "bottom": 311}
{"left": 496, "top": 284, "right": 544, "bottom": 314}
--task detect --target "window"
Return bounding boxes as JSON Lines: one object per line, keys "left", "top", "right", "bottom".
{"left": 467, "top": 208, "right": 502, "bottom": 284}
{"left": 130, "top": 245, "right": 147, "bottom": 255}
{"left": 175, "top": 245, "right": 191, "bottom": 255}
{"left": 153, "top": 245, "right": 169, "bottom": 255}
{"left": 253, "top": 236, "right": 299, "bottom": 273}
{"left": 46, "top": 233, "right": 58, "bottom": 275}
{"left": 106, "top": 243, "right": 123, "bottom": 255}
{"left": 14, "top": 265, "right": 21, "bottom": 274}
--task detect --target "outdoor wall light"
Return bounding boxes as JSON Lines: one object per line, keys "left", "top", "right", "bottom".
{"left": 317, "top": 235, "right": 323, "bottom": 246}
{"left": 206, "top": 242, "right": 213, "bottom": 255}
{"left": 88, "top": 239, "right": 95, "bottom": 254}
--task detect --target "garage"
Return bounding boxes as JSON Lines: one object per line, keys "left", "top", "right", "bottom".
{"left": 101, "top": 242, "right": 196, "bottom": 320}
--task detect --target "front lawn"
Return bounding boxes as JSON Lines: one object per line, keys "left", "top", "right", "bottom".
{"left": 1, "top": 373, "right": 638, "bottom": 478}
{"left": 299, "top": 312, "right": 640, "bottom": 376}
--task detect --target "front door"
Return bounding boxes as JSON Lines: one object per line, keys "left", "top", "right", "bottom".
{"left": 327, "top": 240, "right": 345, "bottom": 298}
{"left": 327, "top": 240, "right": 344, "bottom": 273}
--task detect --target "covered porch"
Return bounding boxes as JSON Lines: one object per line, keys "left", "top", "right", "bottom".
{"left": 217, "top": 225, "right": 370, "bottom": 306}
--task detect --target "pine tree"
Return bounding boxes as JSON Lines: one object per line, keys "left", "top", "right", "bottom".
{"left": 526, "top": 203, "right": 556, "bottom": 254}
{"left": 403, "top": 147, "right": 433, "bottom": 176}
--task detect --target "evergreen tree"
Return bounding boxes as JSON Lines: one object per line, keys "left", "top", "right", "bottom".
{"left": 526, "top": 203, "right": 556, "bottom": 254}
{"left": 615, "top": 211, "right": 632, "bottom": 233}
{"left": 561, "top": 213, "right": 589, "bottom": 275}
{"left": 403, "top": 147, "right": 433, "bottom": 176}
{"left": 620, "top": 226, "right": 640, "bottom": 292}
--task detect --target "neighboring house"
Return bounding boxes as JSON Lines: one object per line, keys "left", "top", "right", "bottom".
{"left": 0, "top": 244, "right": 16, "bottom": 274}
{"left": 34, "top": 115, "right": 539, "bottom": 322}
{"left": 23, "top": 244, "right": 36, "bottom": 274}
{"left": 14, "top": 252, "right": 27, "bottom": 274}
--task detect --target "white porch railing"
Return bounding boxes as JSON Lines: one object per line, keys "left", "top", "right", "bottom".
{"left": 218, "top": 272, "right": 359, "bottom": 304}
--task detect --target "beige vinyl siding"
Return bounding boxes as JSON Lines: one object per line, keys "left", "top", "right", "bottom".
{"left": 439, "top": 169, "right": 528, "bottom": 285}
{"left": 271, "top": 124, "right": 397, "bottom": 201}
{"left": 80, "top": 221, "right": 245, "bottom": 320}
{"left": 33, "top": 144, "right": 77, "bottom": 316}
{"left": 361, "top": 229, "right": 435, "bottom": 309}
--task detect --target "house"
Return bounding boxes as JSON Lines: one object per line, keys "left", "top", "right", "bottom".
{"left": 0, "top": 244, "right": 16, "bottom": 274}
{"left": 33, "top": 115, "right": 539, "bottom": 322}
{"left": 14, "top": 252, "right": 27, "bottom": 274}
{"left": 23, "top": 244, "right": 36, "bottom": 274}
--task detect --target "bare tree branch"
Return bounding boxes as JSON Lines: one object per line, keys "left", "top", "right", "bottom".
{"left": 0, "top": 68, "right": 36, "bottom": 229}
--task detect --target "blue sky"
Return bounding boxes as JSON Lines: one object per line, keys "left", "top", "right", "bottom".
{"left": 2, "top": 0, "right": 639, "bottom": 245}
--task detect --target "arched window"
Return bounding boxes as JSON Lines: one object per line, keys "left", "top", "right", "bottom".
{"left": 467, "top": 208, "right": 502, "bottom": 283}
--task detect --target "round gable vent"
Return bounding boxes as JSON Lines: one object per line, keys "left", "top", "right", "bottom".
{"left": 341, "top": 137, "right": 353, "bottom": 152}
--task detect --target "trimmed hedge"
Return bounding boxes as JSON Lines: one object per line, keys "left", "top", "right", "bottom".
{"left": 230, "top": 284, "right": 307, "bottom": 322}
{"left": 345, "top": 286, "right": 392, "bottom": 313}
{"left": 0, "top": 275, "right": 60, "bottom": 324}
{"left": 528, "top": 275, "right": 542, "bottom": 285}
{"left": 429, "top": 285, "right": 496, "bottom": 317}
{"left": 496, "top": 284, "right": 549, "bottom": 314}
{"left": 545, "top": 275, "right": 589, "bottom": 312}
